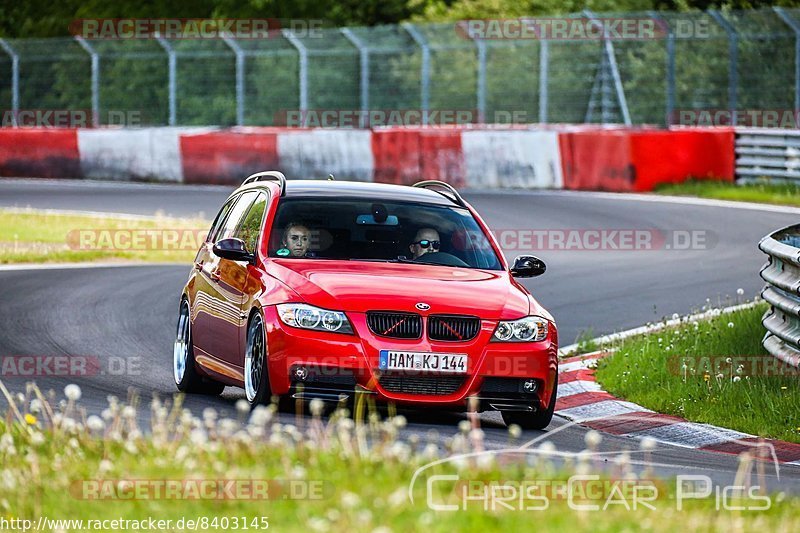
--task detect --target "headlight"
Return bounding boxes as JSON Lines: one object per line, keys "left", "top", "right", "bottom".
{"left": 493, "top": 316, "right": 548, "bottom": 342}
{"left": 276, "top": 303, "right": 354, "bottom": 335}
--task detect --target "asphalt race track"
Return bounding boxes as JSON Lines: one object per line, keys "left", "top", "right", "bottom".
{"left": 1, "top": 179, "right": 799, "bottom": 490}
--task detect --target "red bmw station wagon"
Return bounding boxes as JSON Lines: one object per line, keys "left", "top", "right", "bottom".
{"left": 175, "top": 172, "right": 558, "bottom": 428}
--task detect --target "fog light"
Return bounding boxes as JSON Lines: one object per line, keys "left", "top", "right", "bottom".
{"left": 522, "top": 379, "right": 537, "bottom": 393}
{"left": 294, "top": 366, "right": 309, "bottom": 382}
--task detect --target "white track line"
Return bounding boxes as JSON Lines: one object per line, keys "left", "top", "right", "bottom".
{"left": 0, "top": 206, "right": 209, "bottom": 222}
{"left": 464, "top": 188, "right": 800, "bottom": 215}
{"left": 0, "top": 262, "right": 184, "bottom": 271}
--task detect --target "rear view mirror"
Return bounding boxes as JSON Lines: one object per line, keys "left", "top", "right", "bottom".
{"left": 356, "top": 214, "right": 399, "bottom": 226}
{"left": 213, "top": 238, "right": 254, "bottom": 263}
{"left": 510, "top": 255, "right": 546, "bottom": 278}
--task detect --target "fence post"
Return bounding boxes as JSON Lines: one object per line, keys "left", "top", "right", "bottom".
{"left": 584, "top": 9, "right": 632, "bottom": 125}
{"left": 402, "top": 23, "right": 430, "bottom": 125}
{"left": 155, "top": 35, "right": 177, "bottom": 126}
{"left": 649, "top": 11, "right": 675, "bottom": 126}
{"left": 774, "top": 7, "right": 800, "bottom": 116}
{"left": 708, "top": 10, "right": 738, "bottom": 125}
{"left": 283, "top": 30, "right": 308, "bottom": 119}
{"left": 74, "top": 36, "right": 100, "bottom": 127}
{"left": 0, "top": 39, "right": 19, "bottom": 127}
{"left": 222, "top": 34, "right": 245, "bottom": 126}
{"left": 466, "top": 31, "right": 487, "bottom": 123}
{"left": 340, "top": 28, "right": 369, "bottom": 128}
{"left": 539, "top": 38, "right": 549, "bottom": 123}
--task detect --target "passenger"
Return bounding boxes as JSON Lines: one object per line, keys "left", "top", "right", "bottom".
{"left": 281, "top": 222, "right": 311, "bottom": 257}
{"left": 409, "top": 228, "right": 441, "bottom": 260}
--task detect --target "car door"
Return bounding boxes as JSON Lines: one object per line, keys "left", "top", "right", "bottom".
{"left": 224, "top": 191, "right": 269, "bottom": 367}
{"left": 192, "top": 191, "right": 259, "bottom": 371}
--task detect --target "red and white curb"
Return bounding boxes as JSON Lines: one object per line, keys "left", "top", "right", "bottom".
{"left": 556, "top": 352, "right": 800, "bottom": 466}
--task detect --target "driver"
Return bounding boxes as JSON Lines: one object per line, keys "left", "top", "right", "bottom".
{"left": 409, "top": 228, "right": 440, "bottom": 260}
{"left": 281, "top": 222, "right": 312, "bottom": 257}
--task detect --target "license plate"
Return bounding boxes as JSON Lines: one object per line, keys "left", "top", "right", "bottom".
{"left": 378, "top": 350, "right": 467, "bottom": 374}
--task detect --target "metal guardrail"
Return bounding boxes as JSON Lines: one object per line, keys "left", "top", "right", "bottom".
{"left": 759, "top": 224, "right": 800, "bottom": 367}
{"left": 736, "top": 128, "right": 800, "bottom": 182}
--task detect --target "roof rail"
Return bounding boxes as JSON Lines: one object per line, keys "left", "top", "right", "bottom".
{"left": 412, "top": 180, "right": 466, "bottom": 208}
{"left": 242, "top": 171, "right": 287, "bottom": 196}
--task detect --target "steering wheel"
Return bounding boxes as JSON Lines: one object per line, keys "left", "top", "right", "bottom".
{"left": 413, "top": 251, "right": 470, "bottom": 267}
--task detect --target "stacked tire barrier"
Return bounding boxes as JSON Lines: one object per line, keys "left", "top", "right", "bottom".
{"left": 0, "top": 125, "right": 736, "bottom": 191}
{"left": 759, "top": 225, "right": 800, "bottom": 368}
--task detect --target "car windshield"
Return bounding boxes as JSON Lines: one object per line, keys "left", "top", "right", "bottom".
{"left": 269, "top": 198, "right": 503, "bottom": 270}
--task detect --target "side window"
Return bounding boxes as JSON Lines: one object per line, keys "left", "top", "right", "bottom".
{"left": 218, "top": 191, "right": 258, "bottom": 241}
{"left": 233, "top": 193, "right": 268, "bottom": 254}
{"left": 207, "top": 195, "right": 238, "bottom": 243}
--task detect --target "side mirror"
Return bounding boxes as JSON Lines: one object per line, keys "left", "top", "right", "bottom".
{"left": 510, "top": 255, "right": 546, "bottom": 278}
{"left": 213, "top": 238, "right": 254, "bottom": 263}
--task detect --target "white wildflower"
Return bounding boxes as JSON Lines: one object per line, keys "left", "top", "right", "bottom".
{"left": 584, "top": 430, "right": 602, "bottom": 448}
{"left": 640, "top": 437, "right": 657, "bottom": 451}
{"left": 235, "top": 399, "right": 250, "bottom": 415}
{"left": 340, "top": 491, "right": 360, "bottom": 509}
{"left": 64, "top": 384, "right": 81, "bottom": 402}
{"left": 309, "top": 399, "right": 325, "bottom": 416}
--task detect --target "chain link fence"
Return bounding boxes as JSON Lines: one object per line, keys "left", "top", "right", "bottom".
{"left": 0, "top": 8, "right": 797, "bottom": 127}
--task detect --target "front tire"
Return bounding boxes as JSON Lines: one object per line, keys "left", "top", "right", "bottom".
{"left": 244, "top": 312, "right": 272, "bottom": 406}
{"left": 174, "top": 299, "right": 225, "bottom": 395}
{"left": 501, "top": 379, "right": 557, "bottom": 430}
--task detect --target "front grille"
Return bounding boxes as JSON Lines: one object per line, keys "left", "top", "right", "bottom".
{"left": 367, "top": 312, "right": 421, "bottom": 339}
{"left": 379, "top": 372, "right": 465, "bottom": 395}
{"left": 428, "top": 315, "right": 481, "bottom": 341}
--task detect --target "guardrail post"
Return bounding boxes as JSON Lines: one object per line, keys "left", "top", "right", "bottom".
{"left": 282, "top": 30, "right": 308, "bottom": 120}
{"left": 222, "top": 34, "right": 246, "bottom": 126}
{"left": 584, "top": 9, "right": 632, "bottom": 125}
{"left": 774, "top": 7, "right": 800, "bottom": 117}
{"left": 402, "top": 23, "right": 430, "bottom": 125}
{"left": 708, "top": 10, "right": 739, "bottom": 125}
{"left": 0, "top": 39, "right": 19, "bottom": 127}
{"left": 539, "top": 38, "right": 549, "bottom": 123}
{"left": 340, "top": 28, "right": 369, "bottom": 128}
{"left": 74, "top": 36, "right": 100, "bottom": 127}
{"left": 155, "top": 35, "right": 177, "bottom": 126}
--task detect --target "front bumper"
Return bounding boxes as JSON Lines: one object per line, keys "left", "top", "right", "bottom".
{"left": 263, "top": 306, "right": 558, "bottom": 411}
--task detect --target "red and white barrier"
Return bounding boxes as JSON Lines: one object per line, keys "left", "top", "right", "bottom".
{"left": 277, "top": 129, "right": 374, "bottom": 182}
{"left": 0, "top": 125, "right": 736, "bottom": 191}
{"left": 0, "top": 129, "right": 81, "bottom": 179}
{"left": 77, "top": 128, "right": 206, "bottom": 182}
{"left": 462, "top": 130, "right": 563, "bottom": 189}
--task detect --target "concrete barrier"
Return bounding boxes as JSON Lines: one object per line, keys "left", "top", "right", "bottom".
{"left": 0, "top": 125, "right": 736, "bottom": 191}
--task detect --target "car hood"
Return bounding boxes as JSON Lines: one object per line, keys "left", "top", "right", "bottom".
{"left": 267, "top": 259, "right": 541, "bottom": 320}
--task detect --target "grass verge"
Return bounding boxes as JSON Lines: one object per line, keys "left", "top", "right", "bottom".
{"left": 0, "top": 385, "right": 798, "bottom": 531}
{"left": 596, "top": 303, "right": 800, "bottom": 444}
{"left": 655, "top": 179, "right": 800, "bottom": 207}
{"left": 0, "top": 209, "right": 207, "bottom": 264}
